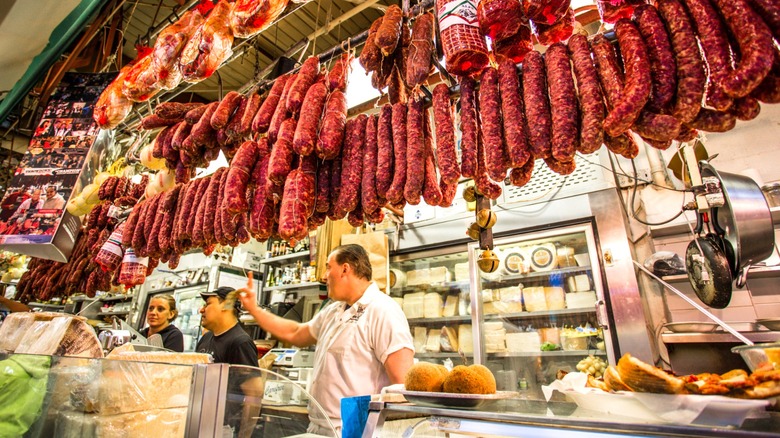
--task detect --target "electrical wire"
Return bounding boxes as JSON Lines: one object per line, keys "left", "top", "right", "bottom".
{"left": 576, "top": 153, "right": 688, "bottom": 193}
{"left": 629, "top": 158, "right": 687, "bottom": 226}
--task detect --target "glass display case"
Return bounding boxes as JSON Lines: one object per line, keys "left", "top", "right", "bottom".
{"left": 467, "top": 223, "right": 612, "bottom": 399}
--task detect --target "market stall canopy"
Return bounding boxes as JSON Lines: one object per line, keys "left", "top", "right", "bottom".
{"left": 0, "top": 0, "right": 109, "bottom": 124}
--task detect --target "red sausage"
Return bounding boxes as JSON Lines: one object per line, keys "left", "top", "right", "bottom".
{"left": 211, "top": 91, "right": 243, "bottom": 130}
{"left": 376, "top": 104, "right": 395, "bottom": 198}
{"left": 497, "top": 58, "right": 531, "bottom": 167}
{"left": 286, "top": 56, "right": 320, "bottom": 115}
{"left": 522, "top": 51, "right": 552, "bottom": 159}
{"left": 404, "top": 96, "right": 426, "bottom": 205}
{"left": 267, "top": 118, "right": 297, "bottom": 185}
{"left": 386, "top": 103, "right": 408, "bottom": 204}
{"left": 480, "top": 66, "right": 510, "bottom": 179}
{"left": 545, "top": 42, "right": 578, "bottom": 163}
{"left": 293, "top": 82, "right": 328, "bottom": 156}
{"left": 362, "top": 114, "right": 382, "bottom": 214}
{"left": 634, "top": 4, "right": 679, "bottom": 112}
{"left": 421, "top": 115, "right": 443, "bottom": 207}
{"left": 567, "top": 35, "right": 605, "bottom": 155}
{"left": 605, "top": 20, "right": 651, "bottom": 137}
{"left": 252, "top": 74, "right": 291, "bottom": 133}
{"left": 510, "top": 159, "right": 535, "bottom": 187}
{"left": 315, "top": 90, "right": 347, "bottom": 160}
{"left": 459, "top": 76, "right": 480, "bottom": 177}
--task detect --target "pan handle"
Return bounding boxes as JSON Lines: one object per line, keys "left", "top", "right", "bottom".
{"left": 736, "top": 262, "right": 752, "bottom": 289}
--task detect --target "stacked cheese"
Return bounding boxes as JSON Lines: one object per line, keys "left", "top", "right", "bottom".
{"left": 440, "top": 326, "right": 459, "bottom": 352}
{"left": 454, "top": 262, "right": 470, "bottom": 282}
{"left": 506, "top": 332, "right": 542, "bottom": 353}
{"left": 442, "top": 295, "right": 459, "bottom": 317}
{"left": 407, "top": 267, "right": 451, "bottom": 286}
{"left": 481, "top": 289, "right": 500, "bottom": 315}
{"left": 484, "top": 321, "right": 506, "bottom": 353}
{"left": 425, "top": 329, "right": 442, "bottom": 353}
{"left": 545, "top": 287, "right": 566, "bottom": 311}
{"left": 493, "top": 287, "right": 523, "bottom": 314}
{"left": 458, "top": 325, "right": 473, "bottom": 353}
{"left": 402, "top": 292, "right": 425, "bottom": 319}
{"left": 566, "top": 291, "right": 597, "bottom": 309}
{"left": 522, "top": 287, "right": 547, "bottom": 312}
{"left": 424, "top": 293, "right": 443, "bottom": 318}
{"left": 413, "top": 327, "right": 428, "bottom": 353}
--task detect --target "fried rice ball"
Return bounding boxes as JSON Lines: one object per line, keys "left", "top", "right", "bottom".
{"left": 405, "top": 362, "right": 448, "bottom": 392}
{"left": 468, "top": 364, "right": 497, "bottom": 394}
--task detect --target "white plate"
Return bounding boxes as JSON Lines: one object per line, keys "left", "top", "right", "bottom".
{"left": 564, "top": 390, "right": 770, "bottom": 427}
{"left": 386, "top": 389, "right": 518, "bottom": 409}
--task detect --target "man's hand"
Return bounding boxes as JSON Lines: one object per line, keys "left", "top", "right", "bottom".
{"left": 236, "top": 271, "right": 258, "bottom": 312}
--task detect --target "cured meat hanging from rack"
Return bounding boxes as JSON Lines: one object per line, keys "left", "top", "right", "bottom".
{"left": 150, "top": 9, "right": 204, "bottom": 90}
{"left": 477, "top": 0, "right": 524, "bottom": 41}
{"left": 94, "top": 64, "right": 134, "bottom": 129}
{"left": 180, "top": 0, "right": 234, "bottom": 83}
{"left": 230, "top": 0, "right": 291, "bottom": 38}
{"left": 436, "top": 0, "right": 489, "bottom": 76}
{"left": 122, "top": 52, "right": 161, "bottom": 102}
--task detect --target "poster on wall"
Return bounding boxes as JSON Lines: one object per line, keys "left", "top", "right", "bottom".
{"left": 0, "top": 72, "right": 116, "bottom": 261}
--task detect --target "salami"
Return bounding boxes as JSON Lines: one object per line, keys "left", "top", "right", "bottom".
{"left": 633, "top": 4, "right": 678, "bottom": 112}
{"left": 224, "top": 140, "right": 259, "bottom": 214}
{"left": 213, "top": 169, "right": 229, "bottom": 246}
{"left": 386, "top": 103, "right": 408, "bottom": 204}
{"left": 287, "top": 56, "right": 320, "bottom": 115}
{"left": 199, "top": 168, "right": 225, "bottom": 246}
{"left": 439, "top": 177, "right": 459, "bottom": 207}
{"left": 156, "top": 186, "right": 181, "bottom": 257}
{"left": 376, "top": 5, "right": 403, "bottom": 56}
{"left": 142, "top": 114, "right": 179, "bottom": 129}
{"left": 315, "top": 160, "right": 332, "bottom": 213}
{"left": 522, "top": 51, "right": 552, "bottom": 159}
{"left": 362, "top": 115, "right": 382, "bottom": 214}
{"left": 459, "top": 76, "right": 480, "bottom": 177}
{"left": 605, "top": 20, "right": 651, "bottom": 137}
{"left": 185, "top": 177, "right": 209, "bottom": 243}
{"left": 252, "top": 74, "right": 291, "bottom": 133}
{"left": 327, "top": 157, "right": 344, "bottom": 221}
{"left": 436, "top": 0, "right": 490, "bottom": 76}
{"left": 279, "top": 168, "right": 316, "bottom": 245}
{"left": 360, "top": 18, "right": 384, "bottom": 73}
{"left": 190, "top": 102, "right": 219, "bottom": 146}
{"left": 676, "top": 125, "right": 699, "bottom": 142}
{"left": 567, "top": 35, "right": 605, "bottom": 155}
{"left": 656, "top": 0, "right": 705, "bottom": 123}
{"left": 122, "top": 205, "right": 141, "bottom": 247}
{"left": 405, "top": 97, "right": 426, "bottom": 206}
{"left": 422, "top": 115, "right": 443, "bottom": 207}
{"left": 211, "top": 91, "right": 243, "bottom": 130}
{"left": 268, "top": 73, "right": 296, "bottom": 143}
{"left": 544, "top": 156, "right": 576, "bottom": 175}
{"left": 686, "top": 108, "right": 737, "bottom": 131}
{"left": 333, "top": 115, "right": 367, "bottom": 217}
{"left": 432, "top": 84, "right": 459, "bottom": 184}
{"left": 678, "top": 0, "right": 732, "bottom": 110}
{"left": 315, "top": 90, "right": 347, "bottom": 159}
{"left": 293, "top": 82, "right": 328, "bottom": 156}
{"left": 473, "top": 138, "right": 502, "bottom": 200}
{"left": 711, "top": 0, "right": 773, "bottom": 98}
{"left": 184, "top": 104, "right": 210, "bottom": 124}
{"left": 509, "top": 159, "right": 535, "bottom": 187}
{"left": 238, "top": 92, "right": 263, "bottom": 137}
{"left": 545, "top": 42, "right": 578, "bottom": 163}
{"left": 268, "top": 118, "right": 297, "bottom": 185}
{"left": 376, "top": 104, "right": 395, "bottom": 198}
{"left": 155, "top": 102, "right": 203, "bottom": 120}
{"left": 591, "top": 35, "right": 624, "bottom": 108}
{"left": 480, "top": 66, "right": 510, "bottom": 179}
{"left": 497, "top": 58, "right": 531, "bottom": 167}
{"left": 224, "top": 95, "right": 249, "bottom": 141}
{"left": 407, "top": 13, "right": 435, "bottom": 87}
{"left": 747, "top": 0, "right": 780, "bottom": 39}
{"left": 729, "top": 96, "right": 761, "bottom": 121}
{"left": 326, "top": 52, "right": 352, "bottom": 93}
{"left": 632, "top": 111, "right": 682, "bottom": 141}
{"left": 347, "top": 205, "right": 365, "bottom": 228}
{"left": 171, "top": 121, "right": 192, "bottom": 151}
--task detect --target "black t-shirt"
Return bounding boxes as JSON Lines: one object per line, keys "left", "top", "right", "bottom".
{"left": 140, "top": 324, "right": 184, "bottom": 352}
{"left": 195, "top": 323, "right": 259, "bottom": 367}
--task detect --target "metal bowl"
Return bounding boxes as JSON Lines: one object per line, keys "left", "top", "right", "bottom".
{"left": 663, "top": 322, "right": 721, "bottom": 333}
{"left": 757, "top": 318, "right": 780, "bottom": 331}
{"left": 732, "top": 342, "right": 780, "bottom": 372}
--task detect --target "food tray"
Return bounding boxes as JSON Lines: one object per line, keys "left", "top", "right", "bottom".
{"left": 663, "top": 322, "right": 720, "bottom": 333}
{"left": 564, "top": 390, "right": 770, "bottom": 427}
{"left": 757, "top": 318, "right": 780, "bottom": 331}
{"left": 386, "top": 389, "right": 518, "bottom": 409}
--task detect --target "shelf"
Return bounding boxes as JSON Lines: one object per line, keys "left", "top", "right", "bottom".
{"left": 259, "top": 251, "right": 310, "bottom": 267}
{"left": 396, "top": 280, "right": 470, "bottom": 294}
{"left": 97, "top": 310, "right": 130, "bottom": 316}
{"left": 661, "top": 265, "right": 780, "bottom": 283}
{"left": 147, "top": 282, "right": 210, "bottom": 295}
{"left": 98, "top": 294, "right": 133, "bottom": 302}
{"left": 407, "top": 315, "right": 473, "bottom": 324}
{"left": 489, "top": 350, "right": 607, "bottom": 358}
{"left": 69, "top": 295, "right": 95, "bottom": 302}
{"left": 482, "top": 266, "right": 592, "bottom": 285}
{"left": 263, "top": 281, "right": 321, "bottom": 292}
{"left": 661, "top": 331, "right": 780, "bottom": 344}
{"left": 27, "top": 302, "right": 65, "bottom": 309}
{"left": 414, "top": 352, "right": 472, "bottom": 358}
{"left": 486, "top": 308, "right": 597, "bottom": 320}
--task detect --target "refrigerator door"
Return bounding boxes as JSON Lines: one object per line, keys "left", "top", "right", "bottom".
{"left": 467, "top": 223, "right": 613, "bottom": 399}
{"left": 173, "top": 285, "right": 209, "bottom": 352}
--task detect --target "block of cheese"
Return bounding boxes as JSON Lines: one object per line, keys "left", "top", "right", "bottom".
{"left": 574, "top": 274, "right": 591, "bottom": 292}
{"left": 539, "top": 327, "right": 561, "bottom": 345}
{"left": 458, "top": 325, "right": 473, "bottom": 353}
{"left": 440, "top": 326, "right": 459, "bottom": 352}
{"left": 484, "top": 321, "right": 504, "bottom": 331}
{"left": 485, "top": 330, "right": 506, "bottom": 353}
{"left": 0, "top": 312, "right": 61, "bottom": 352}
{"left": 105, "top": 350, "right": 212, "bottom": 364}
{"left": 454, "top": 262, "right": 470, "bottom": 282}
{"left": 566, "top": 291, "right": 597, "bottom": 309}
{"left": 15, "top": 316, "right": 103, "bottom": 358}
{"left": 496, "top": 287, "right": 524, "bottom": 313}
{"left": 522, "top": 287, "right": 547, "bottom": 312}
{"left": 54, "top": 407, "right": 187, "bottom": 438}
{"left": 545, "top": 287, "right": 566, "bottom": 311}
{"left": 407, "top": 267, "right": 451, "bottom": 286}
{"left": 425, "top": 329, "right": 442, "bottom": 353}
{"left": 402, "top": 292, "right": 425, "bottom": 319}
{"left": 413, "top": 327, "right": 428, "bottom": 353}
{"left": 506, "top": 332, "right": 541, "bottom": 353}
{"left": 424, "top": 293, "right": 443, "bottom": 318}
{"left": 442, "top": 295, "right": 459, "bottom": 317}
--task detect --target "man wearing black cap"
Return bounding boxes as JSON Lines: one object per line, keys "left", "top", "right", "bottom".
{"left": 195, "top": 286, "right": 258, "bottom": 367}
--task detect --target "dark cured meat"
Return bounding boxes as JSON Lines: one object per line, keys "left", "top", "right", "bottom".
{"left": 406, "top": 13, "right": 435, "bottom": 87}
{"left": 544, "top": 156, "right": 576, "bottom": 175}
{"left": 155, "top": 102, "right": 203, "bottom": 120}
{"left": 404, "top": 97, "right": 425, "bottom": 206}
{"left": 268, "top": 74, "right": 296, "bottom": 143}
{"left": 171, "top": 121, "right": 192, "bottom": 151}
{"left": 387, "top": 65, "right": 408, "bottom": 105}
{"left": 591, "top": 35, "right": 624, "bottom": 108}
{"left": 376, "top": 5, "right": 403, "bottom": 56}
{"left": 268, "top": 118, "right": 297, "bottom": 185}
{"left": 437, "top": 0, "right": 490, "bottom": 76}
{"left": 386, "top": 103, "right": 408, "bottom": 204}
{"left": 326, "top": 157, "right": 343, "bottom": 221}
{"left": 432, "top": 84, "right": 460, "bottom": 183}
{"left": 211, "top": 91, "right": 242, "bottom": 130}
{"left": 479, "top": 67, "right": 510, "bottom": 179}
{"left": 224, "top": 95, "right": 249, "bottom": 140}
{"left": 656, "top": 0, "right": 705, "bottom": 123}
{"left": 439, "top": 178, "right": 459, "bottom": 207}
{"left": 567, "top": 35, "right": 605, "bottom": 154}
{"left": 315, "top": 160, "right": 332, "bottom": 213}
{"left": 679, "top": 0, "right": 733, "bottom": 110}
{"left": 545, "top": 42, "right": 578, "bottom": 163}
{"left": 333, "top": 115, "right": 367, "bottom": 217}
{"left": 712, "top": 0, "right": 773, "bottom": 98}
{"left": 185, "top": 177, "right": 209, "bottom": 242}
{"left": 421, "top": 115, "right": 443, "bottom": 207}
{"left": 632, "top": 111, "right": 681, "bottom": 141}
{"left": 360, "top": 18, "right": 384, "bottom": 72}
{"left": 347, "top": 205, "right": 365, "bottom": 228}
{"left": 522, "top": 51, "right": 553, "bottom": 159}
{"left": 238, "top": 92, "right": 263, "bottom": 137}
{"left": 142, "top": 114, "right": 179, "bottom": 129}
{"left": 225, "top": 140, "right": 258, "bottom": 214}
{"left": 633, "top": 4, "right": 678, "bottom": 112}
{"left": 185, "top": 104, "right": 210, "bottom": 124}
{"left": 199, "top": 168, "right": 225, "bottom": 246}
{"left": 190, "top": 102, "right": 219, "bottom": 146}
{"left": 122, "top": 206, "right": 141, "bottom": 247}
{"left": 510, "top": 159, "right": 535, "bottom": 187}
{"left": 278, "top": 168, "right": 315, "bottom": 245}
{"left": 362, "top": 115, "right": 381, "bottom": 214}
{"left": 286, "top": 56, "right": 320, "bottom": 115}
{"left": 747, "top": 0, "right": 780, "bottom": 39}
{"left": 326, "top": 53, "right": 352, "bottom": 93}
{"left": 676, "top": 125, "right": 699, "bottom": 142}
{"left": 751, "top": 50, "right": 780, "bottom": 103}
{"left": 730, "top": 96, "right": 761, "bottom": 120}
{"left": 252, "top": 74, "right": 291, "bottom": 133}
{"left": 249, "top": 140, "right": 274, "bottom": 239}
{"left": 497, "top": 58, "right": 531, "bottom": 167}
{"left": 473, "top": 137, "right": 502, "bottom": 200}
{"left": 315, "top": 90, "right": 347, "bottom": 160}
{"left": 376, "top": 104, "right": 395, "bottom": 198}
{"left": 156, "top": 185, "right": 181, "bottom": 257}
{"left": 605, "top": 20, "right": 651, "bottom": 137}
{"left": 213, "top": 170, "right": 229, "bottom": 245}
{"left": 686, "top": 108, "right": 737, "bottom": 131}
{"left": 293, "top": 82, "right": 328, "bottom": 156}
{"left": 459, "top": 77, "right": 480, "bottom": 177}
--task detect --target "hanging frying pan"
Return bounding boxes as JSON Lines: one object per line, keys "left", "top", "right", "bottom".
{"left": 700, "top": 163, "right": 774, "bottom": 288}
{"left": 685, "top": 213, "right": 733, "bottom": 308}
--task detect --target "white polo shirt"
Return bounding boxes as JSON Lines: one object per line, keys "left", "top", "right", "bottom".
{"left": 305, "top": 282, "right": 413, "bottom": 433}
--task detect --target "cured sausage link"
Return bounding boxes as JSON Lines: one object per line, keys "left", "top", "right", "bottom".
{"left": 633, "top": 4, "right": 678, "bottom": 112}
{"left": 522, "top": 51, "right": 553, "bottom": 160}
{"left": 567, "top": 34, "right": 605, "bottom": 155}
{"left": 459, "top": 77, "right": 480, "bottom": 177}
{"left": 497, "top": 58, "right": 531, "bottom": 166}
{"left": 604, "top": 19, "right": 651, "bottom": 137}
{"left": 545, "top": 42, "right": 578, "bottom": 163}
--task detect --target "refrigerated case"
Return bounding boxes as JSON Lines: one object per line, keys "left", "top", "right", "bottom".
{"left": 390, "top": 188, "right": 654, "bottom": 400}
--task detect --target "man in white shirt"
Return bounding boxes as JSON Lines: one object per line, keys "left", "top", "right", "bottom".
{"left": 239, "top": 244, "right": 414, "bottom": 436}
{"left": 42, "top": 186, "right": 65, "bottom": 210}
{"left": 11, "top": 189, "right": 43, "bottom": 223}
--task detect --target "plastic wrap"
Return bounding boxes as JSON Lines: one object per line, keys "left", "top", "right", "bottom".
{"left": 230, "top": 0, "right": 290, "bottom": 38}
{"left": 530, "top": 6, "right": 574, "bottom": 45}
{"left": 118, "top": 248, "right": 148, "bottom": 287}
{"left": 0, "top": 312, "right": 66, "bottom": 353}
{"left": 122, "top": 52, "right": 162, "bottom": 102}
{"left": 14, "top": 316, "right": 104, "bottom": 358}
{"left": 437, "top": 0, "right": 489, "bottom": 76}
{"left": 180, "top": 1, "right": 235, "bottom": 83}
{"left": 54, "top": 407, "right": 187, "bottom": 438}
{"left": 522, "top": 0, "right": 570, "bottom": 24}
{"left": 150, "top": 9, "right": 204, "bottom": 89}
{"left": 477, "top": 0, "right": 525, "bottom": 41}
{"left": 93, "top": 65, "right": 134, "bottom": 129}
{"left": 94, "top": 222, "right": 124, "bottom": 272}
{"left": 0, "top": 354, "right": 51, "bottom": 437}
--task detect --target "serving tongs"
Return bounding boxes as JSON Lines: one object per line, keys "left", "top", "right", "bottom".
{"left": 633, "top": 260, "right": 753, "bottom": 346}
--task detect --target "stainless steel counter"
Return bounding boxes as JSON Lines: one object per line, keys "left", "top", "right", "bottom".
{"left": 661, "top": 331, "right": 780, "bottom": 344}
